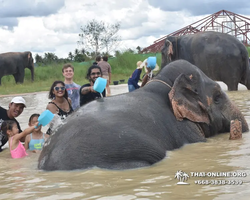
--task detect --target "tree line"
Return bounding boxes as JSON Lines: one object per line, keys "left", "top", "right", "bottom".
{"left": 35, "top": 20, "right": 142, "bottom": 65}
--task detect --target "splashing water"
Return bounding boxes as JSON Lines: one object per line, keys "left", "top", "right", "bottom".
{"left": 49, "top": 115, "right": 66, "bottom": 136}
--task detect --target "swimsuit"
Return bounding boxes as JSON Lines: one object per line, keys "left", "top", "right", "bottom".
{"left": 46, "top": 99, "right": 73, "bottom": 135}
{"left": 29, "top": 133, "right": 45, "bottom": 150}
{"left": 10, "top": 137, "right": 28, "bottom": 159}
{"left": 48, "top": 99, "right": 73, "bottom": 120}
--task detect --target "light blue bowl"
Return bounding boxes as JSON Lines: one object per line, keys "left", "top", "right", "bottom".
{"left": 93, "top": 77, "right": 107, "bottom": 93}
{"left": 147, "top": 57, "right": 157, "bottom": 70}
{"left": 37, "top": 110, "right": 54, "bottom": 127}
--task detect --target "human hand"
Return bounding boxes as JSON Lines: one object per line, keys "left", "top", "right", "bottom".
{"left": 34, "top": 122, "right": 40, "bottom": 129}
{"left": 90, "top": 86, "right": 97, "bottom": 93}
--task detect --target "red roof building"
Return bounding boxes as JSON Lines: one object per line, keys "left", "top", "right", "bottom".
{"left": 142, "top": 10, "right": 250, "bottom": 53}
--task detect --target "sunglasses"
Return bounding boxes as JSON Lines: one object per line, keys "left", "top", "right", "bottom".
{"left": 54, "top": 86, "right": 65, "bottom": 91}
{"left": 90, "top": 72, "right": 101, "bottom": 76}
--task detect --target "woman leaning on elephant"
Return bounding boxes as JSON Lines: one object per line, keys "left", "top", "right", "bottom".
{"left": 46, "top": 80, "right": 73, "bottom": 135}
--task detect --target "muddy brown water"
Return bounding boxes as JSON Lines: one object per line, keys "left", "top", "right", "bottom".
{"left": 0, "top": 83, "right": 250, "bottom": 200}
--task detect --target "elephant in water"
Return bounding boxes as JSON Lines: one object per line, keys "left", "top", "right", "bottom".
{"left": 161, "top": 31, "right": 250, "bottom": 91}
{"left": 38, "top": 60, "right": 249, "bottom": 171}
{"left": 0, "top": 51, "right": 34, "bottom": 85}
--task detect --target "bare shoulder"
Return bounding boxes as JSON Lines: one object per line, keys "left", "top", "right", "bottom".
{"left": 46, "top": 103, "right": 58, "bottom": 114}
{"left": 68, "top": 98, "right": 72, "bottom": 105}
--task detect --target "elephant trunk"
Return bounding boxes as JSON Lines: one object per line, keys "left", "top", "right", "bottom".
{"left": 222, "top": 99, "right": 249, "bottom": 133}
{"left": 245, "top": 70, "right": 250, "bottom": 90}
{"left": 30, "top": 63, "right": 34, "bottom": 82}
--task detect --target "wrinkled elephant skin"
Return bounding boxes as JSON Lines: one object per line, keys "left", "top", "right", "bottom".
{"left": 38, "top": 60, "right": 249, "bottom": 171}
{"left": 161, "top": 31, "right": 250, "bottom": 91}
{"left": 0, "top": 51, "right": 34, "bottom": 85}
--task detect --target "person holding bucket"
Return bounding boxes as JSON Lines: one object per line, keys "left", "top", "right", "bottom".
{"left": 25, "top": 113, "right": 49, "bottom": 153}
{"left": 127, "top": 61, "right": 143, "bottom": 92}
{"left": 141, "top": 57, "right": 157, "bottom": 87}
{"left": 1, "top": 120, "right": 39, "bottom": 158}
{"left": 46, "top": 80, "right": 74, "bottom": 135}
{"left": 80, "top": 65, "right": 106, "bottom": 106}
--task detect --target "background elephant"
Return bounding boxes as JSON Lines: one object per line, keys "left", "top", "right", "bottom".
{"left": 161, "top": 31, "right": 250, "bottom": 91}
{"left": 0, "top": 51, "right": 34, "bottom": 85}
{"left": 38, "top": 60, "right": 248, "bottom": 171}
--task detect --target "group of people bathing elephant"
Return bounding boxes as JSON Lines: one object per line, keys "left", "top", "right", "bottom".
{"left": 0, "top": 59, "right": 110, "bottom": 157}
{"left": 1, "top": 31, "right": 250, "bottom": 170}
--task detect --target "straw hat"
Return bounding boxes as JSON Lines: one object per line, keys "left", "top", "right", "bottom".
{"left": 136, "top": 61, "right": 143, "bottom": 69}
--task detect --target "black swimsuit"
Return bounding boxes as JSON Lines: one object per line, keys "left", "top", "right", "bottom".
{"left": 46, "top": 99, "right": 73, "bottom": 135}
{"left": 48, "top": 99, "right": 73, "bottom": 120}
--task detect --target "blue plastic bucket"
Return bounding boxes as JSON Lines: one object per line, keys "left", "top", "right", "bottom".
{"left": 147, "top": 57, "right": 157, "bottom": 70}
{"left": 93, "top": 77, "right": 107, "bottom": 93}
{"left": 37, "top": 110, "right": 54, "bottom": 127}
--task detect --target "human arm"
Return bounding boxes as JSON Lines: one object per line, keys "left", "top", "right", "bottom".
{"left": 108, "top": 72, "right": 111, "bottom": 84}
{"left": 140, "top": 68, "right": 151, "bottom": 87}
{"left": 81, "top": 86, "right": 96, "bottom": 94}
{"left": 45, "top": 134, "right": 50, "bottom": 140}
{"left": 16, "top": 122, "right": 26, "bottom": 143}
{"left": 24, "top": 135, "right": 31, "bottom": 150}
{"left": 11, "top": 123, "right": 39, "bottom": 150}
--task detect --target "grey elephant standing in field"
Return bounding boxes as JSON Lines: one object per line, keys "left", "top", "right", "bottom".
{"left": 0, "top": 51, "right": 34, "bottom": 85}
{"left": 161, "top": 31, "right": 250, "bottom": 91}
{"left": 38, "top": 60, "right": 249, "bottom": 171}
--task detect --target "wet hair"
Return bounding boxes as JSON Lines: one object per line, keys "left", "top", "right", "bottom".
{"left": 95, "top": 55, "right": 101, "bottom": 62}
{"left": 86, "top": 65, "right": 102, "bottom": 80}
{"left": 1, "top": 120, "right": 17, "bottom": 136}
{"left": 48, "top": 80, "right": 68, "bottom": 99}
{"left": 102, "top": 55, "right": 108, "bottom": 62}
{"left": 29, "top": 113, "right": 40, "bottom": 123}
{"left": 62, "top": 63, "right": 74, "bottom": 72}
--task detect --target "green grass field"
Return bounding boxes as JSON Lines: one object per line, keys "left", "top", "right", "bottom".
{"left": 0, "top": 52, "right": 161, "bottom": 95}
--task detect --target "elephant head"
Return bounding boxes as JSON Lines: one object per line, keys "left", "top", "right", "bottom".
{"left": 159, "top": 60, "right": 249, "bottom": 137}
{"left": 161, "top": 36, "right": 176, "bottom": 68}
{"left": 24, "top": 51, "right": 34, "bottom": 82}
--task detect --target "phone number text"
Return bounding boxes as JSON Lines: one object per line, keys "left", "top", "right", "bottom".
{"left": 194, "top": 180, "right": 243, "bottom": 185}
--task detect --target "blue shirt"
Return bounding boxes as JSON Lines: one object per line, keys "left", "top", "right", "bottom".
{"left": 128, "top": 69, "right": 142, "bottom": 89}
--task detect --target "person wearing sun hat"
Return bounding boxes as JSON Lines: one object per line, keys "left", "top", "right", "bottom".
{"left": 127, "top": 61, "right": 143, "bottom": 92}
{"left": 0, "top": 96, "right": 26, "bottom": 152}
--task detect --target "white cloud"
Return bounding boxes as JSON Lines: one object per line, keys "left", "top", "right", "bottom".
{"left": 0, "top": 0, "right": 250, "bottom": 59}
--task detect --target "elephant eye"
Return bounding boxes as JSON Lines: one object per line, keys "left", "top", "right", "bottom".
{"left": 213, "top": 93, "right": 221, "bottom": 104}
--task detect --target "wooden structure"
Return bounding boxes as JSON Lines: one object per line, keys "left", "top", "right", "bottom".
{"left": 142, "top": 10, "right": 250, "bottom": 53}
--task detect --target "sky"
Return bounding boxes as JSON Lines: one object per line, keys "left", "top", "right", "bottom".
{"left": 0, "top": 0, "right": 250, "bottom": 59}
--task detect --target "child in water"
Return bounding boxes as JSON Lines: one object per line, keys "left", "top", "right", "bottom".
{"left": 25, "top": 114, "right": 49, "bottom": 153}
{"left": 1, "top": 120, "right": 39, "bottom": 159}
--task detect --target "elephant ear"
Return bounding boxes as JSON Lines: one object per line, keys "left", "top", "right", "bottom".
{"left": 168, "top": 73, "right": 210, "bottom": 124}
{"left": 162, "top": 39, "right": 174, "bottom": 62}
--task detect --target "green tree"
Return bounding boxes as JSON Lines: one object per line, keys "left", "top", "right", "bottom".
{"left": 68, "top": 52, "right": 74, "bottom": 61}
{"left": 78, "top": 20, "right": 121, "bottom": 56}
{"left": 35, "top": 54, "right": 43, "bottom": 64}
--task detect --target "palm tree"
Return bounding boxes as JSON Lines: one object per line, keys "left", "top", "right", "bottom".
{"left": 174, "top": 170, "right": 183, "bottom": 181}
{"left": 182, "top": 173, "right": 189, "bottom": 182}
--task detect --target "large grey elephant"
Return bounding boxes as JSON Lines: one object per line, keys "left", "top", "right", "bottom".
{"left": 161, "top": 31, "right": 250, "bottom": 91}
{"left": 0, "top": 51, "right": 34, "bottom": 85}
{"left": 38, "top": 60, "right": 249, "bottom": 171}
